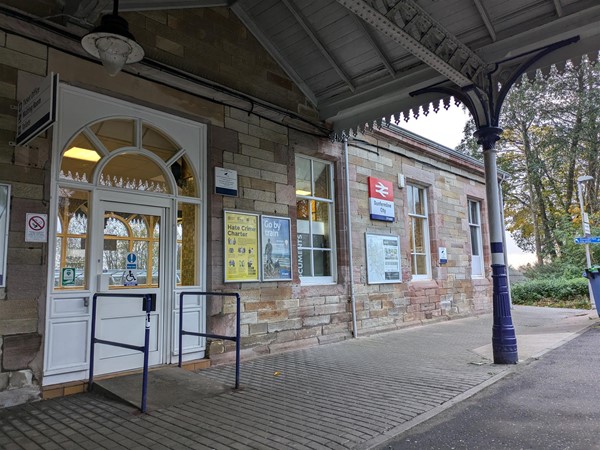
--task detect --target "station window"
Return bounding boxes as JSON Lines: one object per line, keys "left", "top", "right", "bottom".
{"left": 468, "top": 200, "right": 484, "bottom": 277}
{"left": 408, "top": 184, "right": 431, "bottom": 279}
{"left": 295, "top": 156, "right": 335, "bottom": 284}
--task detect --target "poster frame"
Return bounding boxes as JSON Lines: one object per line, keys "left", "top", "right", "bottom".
{"left": 260, "top": 215, "right": 292, "bottom": 282}
{"left": 365, "top": 232, "right": 402, "bottom": 284}
{"left": 223, "top": 210, "right": 260, "bottom": 283}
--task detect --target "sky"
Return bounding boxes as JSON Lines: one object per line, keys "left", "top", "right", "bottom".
{"left": 398, "top": 104, "right": 537, "bottom": 268}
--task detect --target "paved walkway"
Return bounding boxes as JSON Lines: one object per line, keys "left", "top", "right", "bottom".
{"left": 0, "top": 306, "right": 596, "bottom": 450}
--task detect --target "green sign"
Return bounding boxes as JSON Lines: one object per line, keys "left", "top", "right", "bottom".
{"left": 61, "top": 267, "right": 76, "bottom": 286}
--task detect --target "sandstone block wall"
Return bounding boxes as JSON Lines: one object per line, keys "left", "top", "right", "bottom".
{"left": 0, "top": 30, "right": 50, "bottom": 404}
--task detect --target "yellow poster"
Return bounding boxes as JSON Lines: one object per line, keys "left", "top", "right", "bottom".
{"left": 224, "top": 211, "right": 259, "bottom": 282}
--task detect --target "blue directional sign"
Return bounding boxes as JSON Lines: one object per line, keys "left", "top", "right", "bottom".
{"left": 574, "top": 237, "right": 600, "bottom": 244}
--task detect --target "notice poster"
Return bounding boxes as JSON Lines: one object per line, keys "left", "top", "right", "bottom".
{"left": 261, "top": 216, "right": 292, "bottom": 281}
{"left": 224, "top": 211, "right": 259, "bottom": 282}
{"left": 365, "top": 233, "right": 401, "bottom": 284}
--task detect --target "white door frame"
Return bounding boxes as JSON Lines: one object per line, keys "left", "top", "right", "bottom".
{"left": 43, "top": 84, "right": 207, "bottom": 386}
{"left": 91, "top": 191, "right": 173, "bottom": 374}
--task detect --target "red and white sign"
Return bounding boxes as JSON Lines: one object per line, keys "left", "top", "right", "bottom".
{"left": 368, "top": 177, "right": 395, "bottom": 222}
{"left": 25, "top": 213, "right": 48, "bottom": 242}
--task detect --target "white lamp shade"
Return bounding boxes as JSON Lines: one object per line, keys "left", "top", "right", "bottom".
{"left": 81, "top": 13, "right": 144, "bottom": 76}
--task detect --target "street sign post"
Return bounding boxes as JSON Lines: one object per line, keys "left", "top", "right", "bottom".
{"left": 574, "top": 237, "right": 600, "bottom": 244}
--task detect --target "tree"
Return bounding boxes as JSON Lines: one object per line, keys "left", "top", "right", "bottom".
{"left": 457, "top": 56, "right": 600, "bottom": 267}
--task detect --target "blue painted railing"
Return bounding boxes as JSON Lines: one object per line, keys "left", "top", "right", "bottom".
{"left": 178, "top": 292, "right": 241, "bottom": 389}
{"left": 88, "top": 292, "right": 155, "bottom": 413}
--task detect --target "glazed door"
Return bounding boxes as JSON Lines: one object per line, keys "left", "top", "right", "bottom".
{"left": 93, "top": 200, "right": 168, "bottom": 375}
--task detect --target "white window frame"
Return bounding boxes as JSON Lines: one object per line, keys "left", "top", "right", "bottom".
{"left": 468, "top": 199, "right": 484, "bottom": 277}
{"left": 408, "top": 184, "right": 431, "bottom": 280}
{"left": 295, "top": 155, "right": 336, "bottom": 285}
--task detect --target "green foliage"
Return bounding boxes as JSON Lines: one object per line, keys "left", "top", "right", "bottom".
{"left": 511, "top": 277, "right": 590, "bottom": 309}
{"left": 521, "top": 260, "right": 583, "bottom": 280}
{"left": 457, "top": 57, "right": 600, "bottom": 268}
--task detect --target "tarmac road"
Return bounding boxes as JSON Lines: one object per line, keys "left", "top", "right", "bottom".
{"left": 378, "top": 325, "right": 600, "bottom": 450}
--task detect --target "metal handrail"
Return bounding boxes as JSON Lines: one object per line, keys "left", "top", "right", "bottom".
{"left": 178, "top": 292, "right": 241, "bottom": 389}
{"left": 89, "top": 292, "right": 154, "bottom": 413}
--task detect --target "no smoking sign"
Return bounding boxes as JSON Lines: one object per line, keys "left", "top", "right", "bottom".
{"left": 25, "top": 213, "right": 48, "bottom": 242}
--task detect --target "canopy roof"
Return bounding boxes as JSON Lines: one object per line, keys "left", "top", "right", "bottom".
{"left": 38, "top": 0, "right": 600, "bottom": 134}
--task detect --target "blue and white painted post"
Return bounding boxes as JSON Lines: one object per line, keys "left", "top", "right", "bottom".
{"left": 476, "top": 126, "right": 518, "bottom": 364}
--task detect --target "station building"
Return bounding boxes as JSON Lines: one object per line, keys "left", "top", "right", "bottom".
{"left": 0, "top": 3, "right": 493, "bottom": 404}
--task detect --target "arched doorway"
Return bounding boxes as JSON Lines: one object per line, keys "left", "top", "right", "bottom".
{"left": 44, "top": 86, "right": 207, "bottom": 384}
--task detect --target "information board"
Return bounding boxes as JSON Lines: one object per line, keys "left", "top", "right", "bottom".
{"left": 365, "top": 233, "right": 401, "bottom": 284}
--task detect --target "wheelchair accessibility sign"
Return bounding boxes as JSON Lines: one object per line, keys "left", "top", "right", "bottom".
{"left": 123, "top": 269, "right": 138, "bottom": 286}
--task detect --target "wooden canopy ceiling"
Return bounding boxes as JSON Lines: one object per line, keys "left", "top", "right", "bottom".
{"left": 30, "top": 0, "right": 600, "bottom": 135}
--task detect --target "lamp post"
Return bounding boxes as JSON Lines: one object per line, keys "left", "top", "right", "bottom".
{"left": 577, "top": 175, "right": 594, "bottom": 308}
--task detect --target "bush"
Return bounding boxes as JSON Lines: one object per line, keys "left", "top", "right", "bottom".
{"left": 511, "top": 277, "right": 590, "bottom": 309}
{"left": 521, "top": 261, "right": 583, "bottom": 280}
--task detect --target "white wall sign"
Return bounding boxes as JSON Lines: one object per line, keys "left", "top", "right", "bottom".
{"left": 215, "top": 167, "right": 238, "bottom": 196}
{"left": 25, "top": 213, "right": 48, "bottom": 243}
{"left": 365, "top": 233, "right": 401, "bottom": 284}
{"left": 16, "top": 73, "right": 58, "bottom": 146}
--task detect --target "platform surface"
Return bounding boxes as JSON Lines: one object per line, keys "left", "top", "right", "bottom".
{"left": 93, "top": 366, "right": 232, "bottom": 411}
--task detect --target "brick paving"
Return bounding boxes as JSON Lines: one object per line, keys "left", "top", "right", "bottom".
{"left": 0, "top": 306, "right": 595, "bottom": 449}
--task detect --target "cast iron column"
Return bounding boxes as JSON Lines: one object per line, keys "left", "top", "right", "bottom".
{"left": 475, "top": 126, "right": 518, "bottom": 364}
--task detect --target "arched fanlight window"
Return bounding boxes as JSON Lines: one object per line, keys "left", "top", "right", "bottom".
{"left": 59, "top": 118, "right": 197, "bottom": 197}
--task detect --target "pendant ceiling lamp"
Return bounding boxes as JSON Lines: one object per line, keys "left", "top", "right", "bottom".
{"left": 81, "top": 0, "right": 144, "bottom": 76}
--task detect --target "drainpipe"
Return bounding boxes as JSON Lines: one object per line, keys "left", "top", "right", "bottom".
{"left": 343, "top": 137, "right": 358, "bottom": 337}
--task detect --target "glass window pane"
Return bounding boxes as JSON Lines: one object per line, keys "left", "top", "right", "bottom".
{"left": 312, "top": 201, "right": 330, "bottom": 249}
{"left": 414, "top": 187, "right": 425, "bottom": 216}
{"left": 297, "top": 220, "right": 310, "bottom": 249}
{"left": 295, "top": 157, "right": 312, "bottom": 196}
{"left": 60, "top": 132, "right": 100, "bottom": 183}
{"left": 413, "top": 217, "right": 425, "bottom": 252}
{"left": 313, "top": 161, "right": 331, "bottom": 199}
{"left": 104, "top": 216, "right": 128, "bottom": 237}
{"left": 100, "top": 153, "right": 170, "bottom": 194}
{"left": 313, "top": 250, "right": 331, "bottom": 276}
{"left": 104, "top": 211, "right": 160, "bottom": 288}
{"left": 142, "top": 124, "right": 180, "bottom": 161}
{"left": 407, "top": 185, "right": 414, "bottom": 214}
{"left": 90, "top": 119, "right": 135, "bottom": 152}
{"left": 129, "top": 216, "right": 148, "bottom": 238}
{"left": 177, "top": 202, "right": 198, "bottom": 286}
{"left": 469, "top": 201, "right": 480, "bottom": 225}
{"left": 470, "top": 226, "right": 480, "bottom": 256}
{"left": 415, "top": 254, "right": 427, "bottom": 275}
{"left": 298, "top": 249, "right": 312, "bottom": 277}
{"left": 172, "top": 157, "right": 197, "bottom": 197}
{"left": 55, "top": 189, "right": 89, "bottom": 290}
{"left": 297, "top": 199, "right": 310, "bottom": 220}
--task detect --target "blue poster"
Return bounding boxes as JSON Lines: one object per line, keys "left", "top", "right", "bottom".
{"left": 261, "top": 216, "right": 292, "bottom": 281}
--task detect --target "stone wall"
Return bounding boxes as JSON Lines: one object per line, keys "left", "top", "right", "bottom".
{"left": 0, "top": 31, "right": 50, "bottom": 404}
{"left": 346, "top": 129, "right": 492, "bottom": 334}
{"left": 206, "top": 116, "right": 354, "bottom": 363}
{"left": 204, "top": 119, "right": 492, "bottom": 361}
